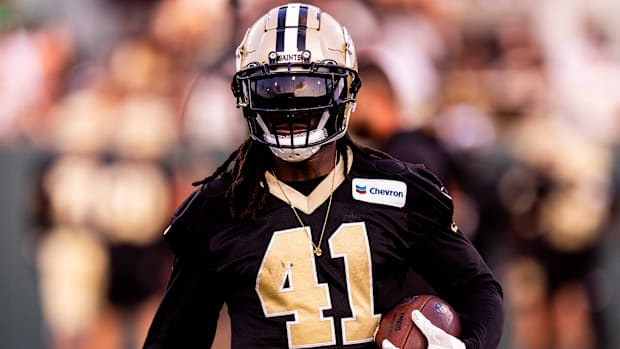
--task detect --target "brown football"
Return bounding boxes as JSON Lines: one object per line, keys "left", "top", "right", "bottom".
{"left": 375, "top": 295, "right": 461, "bottom": 349}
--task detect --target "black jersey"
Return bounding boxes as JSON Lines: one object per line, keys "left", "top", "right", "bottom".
{"left": 144, "top": 149, "right": 504, "bottom": 349}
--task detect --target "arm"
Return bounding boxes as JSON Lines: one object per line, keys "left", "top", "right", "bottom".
{"left": 406, "top": 170, "right": 504, "bottom": 349}
{"left": 413, "top": 221, "right": 503, "bottom": 349}
{"left": 144, "top": 185, "right": 226, "bottom": 348}
{"left": 143, "top": 256, "right": 225, "bottom": 349}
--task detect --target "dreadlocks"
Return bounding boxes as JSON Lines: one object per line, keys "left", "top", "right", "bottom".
{"left": 192, "top": 134, "right": 394, "bottom": 222}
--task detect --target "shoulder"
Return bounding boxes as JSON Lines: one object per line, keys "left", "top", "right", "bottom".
{"left": 351, "top": 151, "right": 453, "bottom": 213}
{"left": 174, "top": 176, "right": 231, "bottom": 222}
{"left": 164, "top": 176, "right": 232, "bottom": 257}
{"left": 353, "top": 151, "right": 450, "bottom": 194}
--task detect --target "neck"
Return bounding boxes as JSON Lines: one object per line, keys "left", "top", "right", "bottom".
{"left": 271, "top": 142, "right": 337, "bottom": 182}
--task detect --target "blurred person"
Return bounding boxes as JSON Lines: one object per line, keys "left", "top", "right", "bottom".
{"left": 351, "top": 54, "right": 502, "bottom": 317}
{"left": 88, "top": 159, "right": 175, "bottom": 349}
{"left": 35, "top": 158, "right": 110, "bottom": 349}
{"left": 0, "top": 23, "right": 74, "bottom": 144}
{"left": 31, "top": 88, "right": 115, "bottom": 349}
{"left": 0, "top": 24, "right": 40, "bottom": 141}
{"left": 445, "top": 10, "right": 616, "bottom": 348}
{"left": 31, "top": 84, "right": 179, "bottom": 349}
{"left": 500, "top": 114, "right": 613, "bottom": 349}
{"left": 363, "top": 3, "right": 446, "bottom": 130}
{"left": 351, "top": 52, "right": 507, "bottom": 266}
{"left": 13, "top": 0, "right": 137, "bottom": 59}
{"left": 107, "top": 37, "right": 175, "bottom": 95}
{"left": 182, "top": 72, "right": 249, "bottom": 159}
{"left": 111, "top": 93, "right": 180, "bottom": 160}
{"left": 420, "top": 14, "right": 549, "bottom": 267}
{"left": 533, "top": 0, "right": 620, "bottom": 145}
{"left": 144, "top": 3, "right": 504, "bottom": 349}
{"left": 427, "top": 101, "right": 508, "bottom": 259}
{"left": 149, "top": 0, "right": 235, "bottom": 68}
{"left": 351, "top": 57, "right": 453, "bottom": 183}
{"left": 87, "top": 92, "right": 180, "bottom": 349}
{"left": 348, "top": 58, "right": 403, "bottom": 149}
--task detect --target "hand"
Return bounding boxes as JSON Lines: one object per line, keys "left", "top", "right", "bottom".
{"left": 411, "top": 310, "right": 465, "bottom": 349}
{"left": 380, "top": 338, "right": 400, "bottom": 349}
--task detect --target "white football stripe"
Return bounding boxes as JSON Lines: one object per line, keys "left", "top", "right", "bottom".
{"left": 284, "top": 5, "right": 300, "bottom": 52}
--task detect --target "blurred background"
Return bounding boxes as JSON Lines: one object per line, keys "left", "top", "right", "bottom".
{"left": 1, "top": 0, "right": 620, "bottom": 348}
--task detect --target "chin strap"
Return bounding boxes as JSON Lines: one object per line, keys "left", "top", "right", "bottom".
{"left": 255, "top": 112, "right": 330, "bottom": 162}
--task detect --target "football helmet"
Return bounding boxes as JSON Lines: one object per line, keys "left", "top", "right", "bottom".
{"left": 232, "top": 3, "right": 361, "bottom": 162}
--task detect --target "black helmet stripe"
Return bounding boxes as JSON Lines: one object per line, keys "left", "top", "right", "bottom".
{"left": 275, "top": 4, "right": 309, "bottom": 53}
{"left": 275, "top": 6, "right": 287, "bottom": 52}
{"left": 297, "top": 5, "right": 308, "bottom": 51}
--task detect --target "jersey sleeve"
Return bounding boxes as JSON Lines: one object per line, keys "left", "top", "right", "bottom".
{"left": 403, "top": 165, "right": 505, "bottom": 349}
{"left": 143, "top": 256, "right": 225, "bottom": 348}
{"left": 143, "top": 183, "right": 226, "bottom": 348}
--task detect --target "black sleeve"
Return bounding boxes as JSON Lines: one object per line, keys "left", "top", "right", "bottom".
{"left": 143, "top": 256, "right": 225, "bottom": 349}
{"left": 406, "top": 168, "right": 505, "bottom": 349}
{"left": 143, "top": 185, "right": 226, "bottom": 348}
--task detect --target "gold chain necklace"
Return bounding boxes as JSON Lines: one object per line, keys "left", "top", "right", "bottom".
{"left": 272, "top": 155, "right": 337, "bottom": 257}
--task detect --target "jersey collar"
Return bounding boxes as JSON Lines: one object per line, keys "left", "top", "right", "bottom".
{"left": 265, "top": 147, "right": 353, "bottom": 214}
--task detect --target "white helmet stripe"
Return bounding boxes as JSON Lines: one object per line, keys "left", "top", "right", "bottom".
{"left": 283, "top": 5, "right": 300, "bottom": 52}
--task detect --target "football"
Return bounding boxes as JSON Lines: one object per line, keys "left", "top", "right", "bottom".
{"left": 375, "top": 295, "right": 461, "bottom": 349}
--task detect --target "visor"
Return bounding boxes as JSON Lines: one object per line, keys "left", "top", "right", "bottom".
{"left": 249, "top": 75, "right": 343, "bottom": 110}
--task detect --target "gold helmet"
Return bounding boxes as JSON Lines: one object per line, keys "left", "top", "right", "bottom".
{"left": 232, "top": 2, "right": 361, "bottom": 162}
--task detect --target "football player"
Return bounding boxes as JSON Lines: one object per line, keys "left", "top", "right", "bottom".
{"left": 143, "top": 3, "right": 504, "bottom": 349}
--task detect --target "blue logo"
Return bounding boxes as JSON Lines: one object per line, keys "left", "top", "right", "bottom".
{"left": 355, "top": 185, "right": 367, "bottom": 194}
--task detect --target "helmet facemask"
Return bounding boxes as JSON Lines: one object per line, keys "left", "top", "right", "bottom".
{"left": 233, "top": 62, "right": 360, "bottom": 162}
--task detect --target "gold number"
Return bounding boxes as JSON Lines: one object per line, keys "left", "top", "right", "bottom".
{"left": 256, "top": 227, "right": 335, "bottom": 347}
{"left": 330, "top": 223, "right": 381, "bottom": 345}
{"left": 256, "top": 223, "right": 379, "bottom": 348}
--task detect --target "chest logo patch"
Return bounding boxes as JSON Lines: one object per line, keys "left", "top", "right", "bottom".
{"left": 352, "top": 178, "right": 407, "bottom": 208}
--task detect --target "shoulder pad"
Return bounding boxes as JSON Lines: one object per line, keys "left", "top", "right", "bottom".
{"left": 372, "top": 158, "right": 410, "bottom": 175}
{"left": 401, "top": 161, "right": 454, "bottom": 207}
{"left": 403, "top": 162, "right": 445, "bottom": 189}
{"left": 164, "top": 178, "right": 231, "bottom": 257}
{"left": 362, "top": 156, "right": 452, "bottom": 204}
{"left": 164, "top": 186, "right": 207, "bottom": 256}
